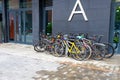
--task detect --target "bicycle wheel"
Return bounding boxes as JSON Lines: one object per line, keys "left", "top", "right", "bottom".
{"left": 74, "top": 40, "right": 92, "bottom": 60}
{"left": 53, "top": 41, "right": 65, "bottom": 57}
{"left": 84, "top": 45, "right": 92, "bottom": 60}
{"left": 103, "top": 43, "right": 115, "bottom": 58}
{"left": 71, "top": 45, "right": 88, "bottom": 61}
{"left": 92, "top": 44, "right": 105, "bottom": 60}
{"left": 34, "top": 41, "right": 46, "bottom": 52}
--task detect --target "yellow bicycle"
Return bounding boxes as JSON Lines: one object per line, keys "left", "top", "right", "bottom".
{"left": 53, "top": 34, "right": 91, "bottom": 61}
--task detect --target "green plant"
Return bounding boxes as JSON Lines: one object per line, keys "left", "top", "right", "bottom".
{"left": 113, "top": 32, "right": 119, "bottom": 43}
{"left": 46, "top": 22, "right": 52, "bottom": 35}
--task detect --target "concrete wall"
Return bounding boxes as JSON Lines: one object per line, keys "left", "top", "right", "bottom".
{"left": 32, "top": 0, "right": 39, "bottom": 43}
{"left": 53, "top": 0, "right": 112, "bottom": 42}
{"left": 32, "top": 0, "right": 43, "bottom": 44}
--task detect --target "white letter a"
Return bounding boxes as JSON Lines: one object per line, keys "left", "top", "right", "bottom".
{"left": 68, "top": 0, "right": 88, "bottom": 21}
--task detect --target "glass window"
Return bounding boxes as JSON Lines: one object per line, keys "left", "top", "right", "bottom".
{"left": 45, "top": 0, "right": 53, "bottom": 7}
{"left": 25, "top": 11, "right": 32, "bottom": 43}
{"left": 46, "top": 10, "right": 52, "bottom": 35}
{"left": 116, "top": 0, "right": 120, "bottom": 2}
{"left": 20, "top": 0, "right": 32, "bottom": 8}
{"left": 115, "top": 6, "right": 120, "bottom": 30}
{"left": 7, "top": 0, "right": 32, "bottom": 9}
{"left": 8, "top": 0, "right": 19, "bottom": 9}
{"left": 0, "top": 1, "right": 2, "bottom": 12}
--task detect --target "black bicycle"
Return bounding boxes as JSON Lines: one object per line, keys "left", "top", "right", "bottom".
{"left": 87, "top": 35, "right": 115, "bottom": 58}
{"left": 34, "top": 33, "right": 55, "bottom": 54}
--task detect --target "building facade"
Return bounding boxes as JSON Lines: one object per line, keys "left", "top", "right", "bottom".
{"left": 0, "top": 0, "right": 120, "bottom": 53}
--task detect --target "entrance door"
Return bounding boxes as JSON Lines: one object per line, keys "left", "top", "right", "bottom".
{"left": 8, "top": 10, "right": 32, "bottom": 43}
{"left": 111, "top": 3, "right": 120, "bottom": 53}
{"left": 45, "top": 10, "right": 52, "bottom": 35}
{"left": 43, "top": 7, "right": 52, "bottom": 35}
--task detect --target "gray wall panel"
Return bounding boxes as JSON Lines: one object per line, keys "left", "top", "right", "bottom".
{"left": 53, "top": 0, "right": 112, "bottom": 42}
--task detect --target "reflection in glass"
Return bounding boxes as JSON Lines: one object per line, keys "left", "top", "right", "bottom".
{"left": 9, "top": 13, "right": 15, "bottom": 40}
{"left": 0, "top": 1, "right": 2, "bottom": 11}
{"left": 113, "top": 6, "right": 120, "bottom": 53}
{"left": 116, "top": 0, "right": 120, "bottom": 2}
{"left": 46, "top": 10, "right": 52, "bottom": 35}
{"left": 21, "top": 11, "right": 24, "bottom": 42}
{"left": 20, "top": 0, "right": 32, "bottom": 8}
{"left": 25, "top": 11, "right": 32, "bottom": 43}
{"left": 15, "top": 12, "right": 19, "bottom": 42}
{"left": 8, "top": 0, "right": 19, "bottom": 9}
{"left": 7, "top": 0, "right": 32, "bottom": 9}
{"left": 45, "top": 0, "right": 53, "bottom": 7}
{"left": 115, "top": 6, "right": 120, "bottom": 30}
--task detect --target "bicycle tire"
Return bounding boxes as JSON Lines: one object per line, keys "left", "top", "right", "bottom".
{"left": 74, "top": 40, "right": 92, "bottom": 60}
{"left": 34, "top": 41, "right": 46, "bottom": 52}
{"left": 84, "top": 45, "right": 92, "bottom": 60}
{"left": 92, "top": 44, "right": 105, "bottom": 60}
{"left": 114, "top": 43, "right": 118, "bottom": 49}
{"left": 53, "top": 41, "right": 65, "bottom": 57}
{"left": 103, "top": 43, "right": 115, "bottom": 58}
{"left": 71, "top": 45, "right": 88, "bottom": 61}
{"left": 34, "top": 44, "right": 40, "bottom": 52}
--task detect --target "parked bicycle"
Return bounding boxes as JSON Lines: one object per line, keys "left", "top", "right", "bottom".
{"left": 33, "top": 32, "right": 115, "bottom": 61}
{"left": 34, "top": 33, "right": 55, "bottom": 54}
{"left": 53, "top": 34, "right": 91, "bottom": 61}
{"left": 86, "top": 34, "right": 115, "bottom": 58}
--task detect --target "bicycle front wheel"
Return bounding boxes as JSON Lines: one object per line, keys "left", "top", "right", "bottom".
{"left": 53, "top": 41, "right": 65, "bottom": 57}
{"left": 34, "top": 41, "right": 46, "bottom": 52}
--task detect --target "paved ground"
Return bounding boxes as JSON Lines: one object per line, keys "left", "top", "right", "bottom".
{"left": 0, "top": 52, "right": 60, "bottom": 80}
{"left": 0, "top": 43, "right": 120, "bottom": 80}
{"left": 34, "top": 63, "right": 120, "bottom": 80}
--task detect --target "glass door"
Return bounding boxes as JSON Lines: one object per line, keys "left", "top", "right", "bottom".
{"left": 113, "top": 5, "right": 120, "bottom": 53}
{"left": 8, "top": 11, "right": 18, "bottom": 42}
{"left": 8, "top": 10, "right": 32, "bottom": 43}
{"left": 45, "top": 10, "right": 52, "bottom": 35}
{"left": 43, "top": 9, "right": 52, "bottom": 35}
{"left": 24, "top": 10, "right": 32, "bottom": 43}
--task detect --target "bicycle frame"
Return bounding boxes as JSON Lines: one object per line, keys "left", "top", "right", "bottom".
{"left": 63, "top": 40, "right": 80, "bottom": 54}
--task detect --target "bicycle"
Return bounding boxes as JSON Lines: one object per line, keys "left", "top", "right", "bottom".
{"left": 53, "top": 34, "right": 90, "bottom": 61}
{"left": 87, "top": 35, "right": 115, "bottom": 58}
{"left": 34, "top": 33, "right": 55, "bottom": 54}
{"left": 76, "top": 35, "right": 105, "bottom": 60}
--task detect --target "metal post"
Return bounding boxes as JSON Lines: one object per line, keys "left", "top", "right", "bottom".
{"left": 2, "top": 0, "right": 8, "bottom": 42}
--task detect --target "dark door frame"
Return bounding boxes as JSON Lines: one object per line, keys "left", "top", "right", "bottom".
{"left": 43, "top": 6, "right": 52, "bottom": 34}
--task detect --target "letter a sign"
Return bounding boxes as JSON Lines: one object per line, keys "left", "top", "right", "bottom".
{"left": 68, "top": 0, "right": 88, "bottom": 21}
